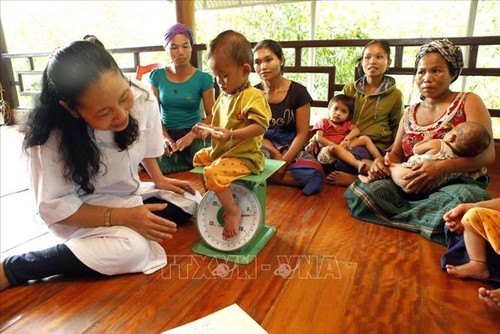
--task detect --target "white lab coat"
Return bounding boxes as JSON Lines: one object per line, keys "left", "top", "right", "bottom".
{"left": 28, "top": 81, "right": 198, "bottom": 275}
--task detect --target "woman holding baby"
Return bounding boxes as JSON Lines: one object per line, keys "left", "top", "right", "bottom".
{"left": 344, "top": 39, "right": 495, "bottom": 244}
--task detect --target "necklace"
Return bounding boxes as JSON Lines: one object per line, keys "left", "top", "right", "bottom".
{"left": 224, "top": 81, "right": 250, "bottom": 96}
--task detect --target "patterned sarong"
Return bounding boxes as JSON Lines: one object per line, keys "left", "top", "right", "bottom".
{"left": 344, "top": 176, "right": 491, "bottom": 244}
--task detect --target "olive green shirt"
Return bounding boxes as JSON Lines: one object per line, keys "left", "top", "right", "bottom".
{"left": 342, "top": 75, "right": 403, "bottom": 152}
{"left": 210, "top": 87, "right": 271, "bottom": 173}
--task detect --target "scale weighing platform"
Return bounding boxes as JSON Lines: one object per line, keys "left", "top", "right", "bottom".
{"left": 191, "top": 159, "right": 285, "bottom": 264}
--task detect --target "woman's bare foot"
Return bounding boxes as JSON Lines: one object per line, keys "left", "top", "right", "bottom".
{"left": 478, "top": 287, "right": 500, "bottom": 312}
{"left": 325, "top": 171, "right": 357, "bottom": 187}
{"left": 1, "top": 262, "right": 10, "bottom": 291}
{"left": 222, "top": 207, "right": 242, "bottom": 240}
{"left": 446, "top": 260, "right": 489, "bottom": 280}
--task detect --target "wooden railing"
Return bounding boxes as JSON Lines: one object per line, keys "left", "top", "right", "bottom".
{"left": 1, "top": 36, "right": 499, "bottom": 117}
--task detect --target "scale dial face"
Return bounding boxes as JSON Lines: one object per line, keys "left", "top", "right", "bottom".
{"left": 197, "top": 183, "right": 262, "bottom": 252}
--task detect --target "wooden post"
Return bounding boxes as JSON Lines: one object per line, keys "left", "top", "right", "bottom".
{"left": 175, "top": 0, "right": 195, "bottom": 32}
{"left": 174, "top": 0, "right": 199, "bottom": 67}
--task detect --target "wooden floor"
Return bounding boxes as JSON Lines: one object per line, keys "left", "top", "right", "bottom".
{"left": 1, "top": 124, "right": 499, "bottom": 333}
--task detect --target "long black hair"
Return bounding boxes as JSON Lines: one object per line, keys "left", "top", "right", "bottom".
{"left": 22, "top": 41, "right": 139, "bottom": 194}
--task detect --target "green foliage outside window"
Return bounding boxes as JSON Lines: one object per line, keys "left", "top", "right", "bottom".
{"left": 1, "top": 0, "right": 499, "bottom": 137}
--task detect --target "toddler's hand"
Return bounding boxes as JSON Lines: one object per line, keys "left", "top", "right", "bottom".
{"left": 211, "top": 127, "right": 230, "bottom": 142}
{"left": 192, "top": 123, "right": 210, "bottom": 139}
{"left": 445, "top": 220, "right": 464, "bottom": 234}
{"left": 194, "top": 123, "right": 224, "bottom": 136}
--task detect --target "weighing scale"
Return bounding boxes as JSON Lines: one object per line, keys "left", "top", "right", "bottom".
{"left": 191, "top": 159, "right": 285, "bottom": 264}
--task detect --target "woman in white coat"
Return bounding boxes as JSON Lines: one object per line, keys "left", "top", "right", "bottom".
{"left": 0, "top": 41, "right": 198, "bottom": 291}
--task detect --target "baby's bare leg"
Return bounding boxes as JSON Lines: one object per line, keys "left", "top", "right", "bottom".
{"left": 389, "top": 163, "right": 413, "bottom": 192}
{"left": 217, "top": 187, "right": 242, "bottom": 239}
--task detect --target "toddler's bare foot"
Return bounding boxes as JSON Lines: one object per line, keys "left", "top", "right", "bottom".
{"left": 358, "top": 174, "right": 372, "bottom": 184}
{"left": 222, "top": 207, "right": 242, "bottom": 240}
{"left": 446, "top": 260, "right": 489, "bottom": 280}
{"left": 478, "top": 287, "right": 500, "bottom": 312}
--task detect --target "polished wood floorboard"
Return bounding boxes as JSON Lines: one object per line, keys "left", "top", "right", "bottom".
{"left": 1, "top": 125, "right": 500, "bottom": 333}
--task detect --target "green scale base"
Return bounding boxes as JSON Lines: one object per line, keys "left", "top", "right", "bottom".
{"left": 192, "top": 225, "right": 276, "bottom": 264}
{"left": 191, "top": 159, "right": 284, "bottom": 264}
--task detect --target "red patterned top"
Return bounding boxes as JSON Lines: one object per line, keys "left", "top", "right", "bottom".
{"left": 312, "top": 119, "right": 352, "bottom": 145}
{"left": 401, "top": 93, "right": 467, "bottom": 159}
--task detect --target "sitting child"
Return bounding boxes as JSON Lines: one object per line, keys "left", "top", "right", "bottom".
{"left": 443, "top": 197, "right": 500, "bottom": 312}
{"left": 359, "top": 121, "right": 491, "bottom": 192}
{"left": 312, "top": 94, "right": 382, "bottom": 174}
{"left": 192, "top": 30, "right": 271, "bottom": 240}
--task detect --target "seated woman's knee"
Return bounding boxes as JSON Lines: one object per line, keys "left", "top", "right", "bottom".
{"left": 110, "top": 230, "right": 152, "bottom": 272}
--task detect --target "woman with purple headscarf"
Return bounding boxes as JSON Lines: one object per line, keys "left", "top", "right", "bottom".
{"left": 344, "top": 39, "right": 495, "bottom": 244}
{"left": 149, "top": 23, "right": 215, "bottom": 174}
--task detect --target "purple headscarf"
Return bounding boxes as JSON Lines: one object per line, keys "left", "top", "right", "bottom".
{"left": 164, "top": 23, "right": 194, "bottom": 47}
